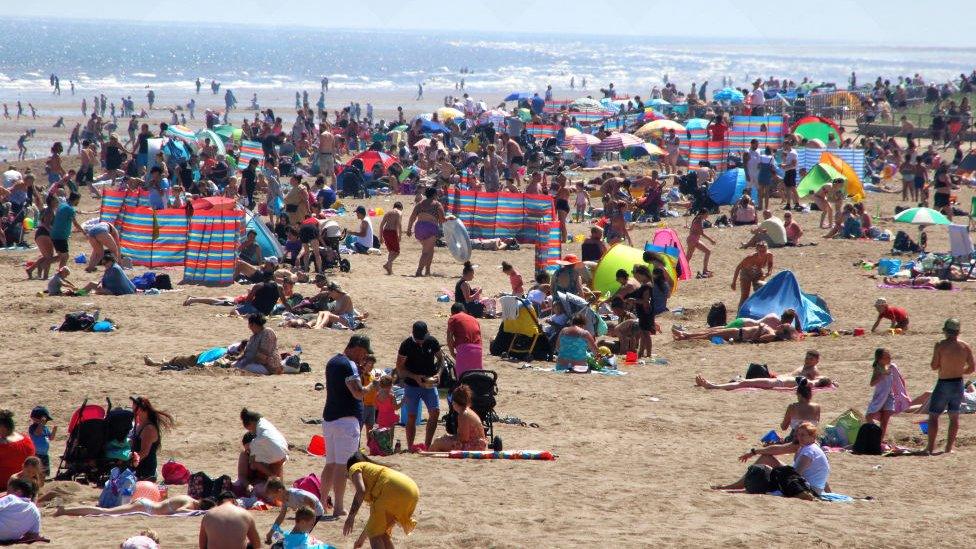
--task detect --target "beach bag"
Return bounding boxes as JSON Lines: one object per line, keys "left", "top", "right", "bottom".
{"left": 892, "top": 231, "right": 920, "bottom": 253}
{"left": 851, "top": 423, "right": 883, "bottom": 455}
{"left": 770, "top": 465, "right": 815, "bottom": 498}
{"left": 291, "top": 473, "right": 321, "bottom": 497}
{"left": 437, "top": 355, "right": 457, "bottom": 391}
{"left": 161, "top": 460, "right": 191, "bottom": 485}
{"left": 821, "top": 426, "right": 847, "bottom": 447}
{"left": 131, "top": 272, "right": 157, "bottom": 290}
{"left": 188, "top": 472, "right": 232, "bottom": 500}
{"left": 152, "top": 274, "right": 173, "bottom": 290}
{"left": 743, "top": 464, "right": 773, "bottom": 494}
{"left": 706, "top": 302, "right": 727, "bottom": 328}
{"left": 59, "top": 311, "right": 97, "bottom": 332}
{"left": 745, "top": 363, "right": 772, "bottom": 379}
{"left": 99, "top": 467, "right": 137, "bottom": 507}
{"left": 832, "top": 409, "right": 863, "bottom": 447}
{"left": 367, "top": 428, "right": 396, "bottom": 457}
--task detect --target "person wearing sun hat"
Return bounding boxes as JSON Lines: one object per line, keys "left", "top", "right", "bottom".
{"left": 925, "top": 318, "right": 975, "bottom": 454}
{"left": 551, "top": 253, "right": 584, "bottom": 297}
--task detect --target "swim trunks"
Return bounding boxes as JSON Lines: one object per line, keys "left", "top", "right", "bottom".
{"left": 928, "top": 377, "right": 964, "bottom": 415}
{"left": 382, "top": 229, "right": 400, "bottom": 253}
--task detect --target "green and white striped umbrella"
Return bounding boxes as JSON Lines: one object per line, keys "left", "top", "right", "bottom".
{"left": 893, "top": 207, "right": 951, "bottom": 226}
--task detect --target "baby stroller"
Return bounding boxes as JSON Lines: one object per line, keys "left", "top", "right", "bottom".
{"left": 444, "top": 370, "right": 503, "bottom": 451}
{"left": 56, "top": 398, "right": 135, "bottom": 484}
{"left": 318, "top": 221, "right": 352, "bottom": 272}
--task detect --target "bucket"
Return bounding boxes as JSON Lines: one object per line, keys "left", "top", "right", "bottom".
{"left": 307, "top": 435, "right": 326, "bottom": 456}
{"left": 853, "top": 327, "right": 865, "bottom": 336}
{"left": 624, "top": 351, "right": 637, "bottom": 364}
{"left": 877, "top": 258, "right": 901, "bottom": 276}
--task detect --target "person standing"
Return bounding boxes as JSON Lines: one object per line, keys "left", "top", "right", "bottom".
{"left": 731, "top": 241, "right": 774, "bottom": 308}
{"left": 379, "top": 202, "right": 403, "bottom": 275}
{"left": 925, "top": 319, "right": 975, "bottom": 455}
{"left": 447, "top": 303, "right": 483, "bottom": 379}
{"left": 320, "top": 335, "right": 373, "bottom": 518}
{"left": 396, "top": 322, "right": 444, "bottom": 452}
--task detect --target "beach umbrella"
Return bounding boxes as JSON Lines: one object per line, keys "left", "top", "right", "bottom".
{"left": 713, "top": 87, "right": 745, "bottom": 103}
{"left": 684, "top": 118, "right": 710, "bottom": 131}
{"left": 191, "top": 196, "right": 238, "bottom": 211}
{"left": 649, "top": 98, "right": 671, "bottom": 108}
{"left": 414, "top": 138, "right": 447, "bottom": 152}
{"left": 563, "top": 127, "right": 582, "bottom": 138}
{"left": 567, "top": 133, "right": 601, "bottom": 149}
{"left": 639, "top": 109, "right": 666, "bottom": 122}
{"left": 894, "top": 207, "right": 951, "bottom": 226}
{"left": 570, "top": 97, "right": 602, "bottom": 110}
{"left": 629, "top": 142, "right": 666, "bottom": 156}
{"left": 349, "top": 151, "right": 397, "bottom": 172}
{"left": 437, "top": 107, "right": 465, "bottom": 121}
{"left": 391, "top": 124, "right": 408, "bottom": 132}
{"left": 635, "top": 119, "right": 685, "bottom": 138}
{"left": 165, "top": 124, "right": 196, "bottom": 144}
{"left": 806, "top": 138, "right": 826, "bottom": 149}
{"left": 195, "top": 129, "right": 226, "bottom": 157}
{"left": 419, "top": 119, "right": 450, "bottom": 134}
{"left": 504, "top": 92, "right": 531, "bottom": 101}
{"left": 517, "top": 108, "right": 532, "bottom": 122}
{"left": 791, "top": 115, "right": 841, "bottom": 143}
{"left": 595, "top": 133, "right": 643, "bottom": 152}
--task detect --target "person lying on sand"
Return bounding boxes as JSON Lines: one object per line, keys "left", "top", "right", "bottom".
{"left": 694, "top": 374, "right": 836, "bottom": 391}
{"left": 672, "top": 323, "right": 799, "bottom": 343}
{"left": 882, "top": 276, "right": 953, "bottom": 290}
{"left": 280, "top": 283, "right": 368, "bottom": 329}
{"left": 54, "top": 495, "right": 212, "bottom": 516}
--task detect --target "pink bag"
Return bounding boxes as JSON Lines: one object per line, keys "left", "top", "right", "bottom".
{"left": 292, "top": 473, "right": 321, "bottom": 496}
{"left": 161, "top": 460, "right": 190, "bottom": 485}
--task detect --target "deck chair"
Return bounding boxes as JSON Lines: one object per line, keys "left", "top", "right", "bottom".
{"left": 492, "top": 296, "right": 550, "bottom": 360}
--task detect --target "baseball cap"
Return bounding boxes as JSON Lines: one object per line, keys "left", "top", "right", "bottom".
{"left": 355, "top": 205, "right": 367, "bottom": 215}
{"left": 30, "top": 406, "right": 53, "bottom": 421}
{"left": 944, "top": 318, "right": 961, "bottom": 333}
{"left": 347, "top": 334, "right": 372, "bottom": 353}
{"left": 412, "top": 321, "right": 429, "bottom": 340}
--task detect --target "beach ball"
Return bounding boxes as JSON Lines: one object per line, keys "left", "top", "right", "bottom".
{"left": 307, "top": 434, "right": 327, "bottom": 457}
{"left": 375, "top": 207, "right": 385, "bottom": 216}
{"left": 22, "top": 218, "right": 35, "bottom": 230}
{"left": 132, "top": 481, "right": 162, "bottom": 502}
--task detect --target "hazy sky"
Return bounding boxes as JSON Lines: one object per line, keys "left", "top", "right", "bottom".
{"left": 12, "top": 0, "right": 976, "bottom": 45}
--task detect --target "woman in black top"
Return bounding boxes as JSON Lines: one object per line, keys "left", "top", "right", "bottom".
{"left": 454, "top": 261, "right": 484, "bottom": 317}
{"left": 241, "top": 158, "right": 259, "bottom": 209}
{"left": 626, "top": 265, "right": 655, "bottom": 359}
{"left": 129, "top": 396, "right": 174, "bottom": 481}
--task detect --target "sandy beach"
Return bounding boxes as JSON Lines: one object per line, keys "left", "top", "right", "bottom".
{"left": 1, "top": 142, "right": 975, "bottom": 547}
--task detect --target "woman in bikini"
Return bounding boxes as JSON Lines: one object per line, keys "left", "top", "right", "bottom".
{"left": 695, "top": 374, "right": 835, "bottom": 391}
{"left": 406, "top": 187, "right": 447, "bottom": 277}
{"left": 26, "top": 192, "right": 57, "bottom": 280}
{"left": 54, "top": 495, "right": 212, "bottom": 516}
{"left": 673, "top": 322, "right": 799, "bottom": 344}
{"left": 685, "top": 210, "right": 715, "bottom": 277}
{"left": 782, "top": 378, "right": 821, "bottom": 440}
{"left": 881, "top": 276, "right": 953, "bottom": 290}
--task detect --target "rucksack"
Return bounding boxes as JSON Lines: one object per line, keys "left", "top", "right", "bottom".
{"left": 59, "top": 311, "right": 97, "bottom": 332}
{"left": 743, "top": 464, "right": 773, "bottom": 494}
{"left": 770, "top": 465, "right": 815, "bottom": 498}
{"left": 851, "top": 422, "right": 883, "bottom": 455}
{"left": 706, "top": 302, "right": 727, "bottom": 328}
{"left": 892, "top": 231, "right": 920, "bottom": 253}
{"left": 745, "top": 363, "right": 772, "bottom": 379}
{"left": 161, "top": 460, "right": 191, "bottom": 485}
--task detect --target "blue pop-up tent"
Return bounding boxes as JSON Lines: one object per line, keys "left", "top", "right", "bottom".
{"left": 738, "top": 270, "right": 832, "bottom": 330}
{"left": 708, "top": 168, "right": 757, "bottom": 205}
{"left": 420, "top": 119, "right": 450, "bottom": 134}
{"left": 504, "top": 92, "right": 531, "bottom": 101}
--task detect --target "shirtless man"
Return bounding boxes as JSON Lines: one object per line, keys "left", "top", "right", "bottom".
{"left": 925, "top": 318, "right": 975, "bottom": 455}
{"left": 317, "top": 125, "right": 336, "bottom": 186}
{"left": 731, "top": 241, "right": 774, "bottom": 308}
{"left": 379, "top": 202, "right": 403, "bottom": 275}
{"left": 524, "top": 171, "right": 544, "bottom": 195}
{"left": 199, "top": 493, "right": 261, "bottom": 549}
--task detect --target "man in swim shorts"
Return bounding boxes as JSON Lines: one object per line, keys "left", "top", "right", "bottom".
{"left": 925, "top": 318, "right": 975, "bottom": 454}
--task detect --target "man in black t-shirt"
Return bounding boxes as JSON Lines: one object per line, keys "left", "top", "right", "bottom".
{"left": 396, "top": 321, "right": 444, "bottom": 451}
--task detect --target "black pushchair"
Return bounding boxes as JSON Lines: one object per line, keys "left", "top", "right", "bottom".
{"left": 56, "top": 398, "right": 134, "bottom": 484}
{"left": 444, "top": 370, "right": 503, "bottom": 451}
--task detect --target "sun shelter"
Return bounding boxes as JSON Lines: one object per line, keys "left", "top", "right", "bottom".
{"left": 244, "top": 208, "right": 284, "bottom": 259}
{"left": 818, "top": 151, "right": 864, "bottom": 201}
{"left": 593, "top": 243, "right": 677, "bottom": 295}
{"left": 708, "top": 168, "right": 757, "bottom": 205}
{"left": 738, "top": 270, "right": 833, "bottom": 330}
{"left": 650, "top": 228, "right": 691, "bottom": 280}
{"left": 796, "top": 162, "right": 845, "bottom": 199}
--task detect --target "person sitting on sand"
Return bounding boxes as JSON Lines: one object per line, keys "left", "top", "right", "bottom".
{"left": 723, "top": 309, "right": 799, "bottom": 333}
{"left": 429, "top": 385, "right": 488, "bottom": 452}
{"left": 54, "top": 494, "right": 212, "bottom": 517}
{"left": 11, "top": 457, "right": 44, "bottom": 500}
{"left": 46, "top": 266, "right": 78, "bottom": 296}
{"left": 0, "top": 479, "right": 40, "bottom": 543}
{"left": 781, "top": 378, "right": 821, "bottom": 441}
{"left": 199, "top": 491, "right": 261, "bottom": 549}
{"left": 599, "top": 269, "right": 639, "bottom": 309}
{"left": 343, "top": 451, "right": 419, "bottom": 549}
{"left": 266, "top": 506, "right": 320, "bottom": 549}
{"left": 77, "top": 253, "right": 135, "bottom": 295}
{"left": 287, "top": 282, "right": 367, "bottom": 330}
{"left": 730, "top": 194, "right": 758, "bottom": 226}
{"left": 555, "top": 315, "right": 599, "bottom": 371}
{"left": 580, "top": 226, "right": 608, "bottom": 263}
{"left": 881, "top": 276, "right": 953, "bottom": 291}
{"left": 711, "top": 422, "right": 830, "bottom": 499}
{"left": 261, "top": 477, "right": 325, "bottom": 544}
{"left": 740, "top": 210, "right": 787, "bottom": 249}
{"left": 604, "top": 297, "right": 639, "bottom": 355}
{"left": 233, "top": 313, "right": 286, "bottom": 375}
{"left": 695, "top": 374, "right": 835, "bottom": 391}
{"left": 871, "top": 298, "right": 909, "bottom": 333}
{"left": 673, "top": 322, "right": 798, "bottom": 344}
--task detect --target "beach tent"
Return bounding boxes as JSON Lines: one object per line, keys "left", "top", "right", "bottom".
{"left": 738, "top": 270, "right": 833, "bottom": 330}
{"left": 504, "top": 92, "right": 531, "bottom": 101}
{"left": 161, "top": 139, "right": 190, "bottom": 164}
{"left": 819, "top": 151, "right": 865, "bottom": 201}
{"left": 650, "top": 228, "right": 691, "bottom": 280}
{"left": 592, "top": 244, "right": 676, "bottom": 295}
{"left": 796, "top": 162, "right": 845, "bottom": 198}
{"left": 347, "top": 150, "right": 396, "bottom": 173}
{"left": 196, "top": 129, "right": 226, "bottom": 156}
{"left": 791, "top": 115, "right": 841, "bottom": 143}
{"left": 707, "top": 168, "right": 757, "bottom": 205}
{"left": 165, "top": 125, "right": 197, "bottom": 144}
{"left": 183, "top": 209, "right": 242, "bottom": 286}
{"left": 243, "top": 208, "right": 284, "bottom": 259}
{"left": 419, "top": 119, "right": 450, "bottom": 134}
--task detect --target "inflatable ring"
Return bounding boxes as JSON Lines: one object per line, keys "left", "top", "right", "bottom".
{"left": 442, "top": 219, "right": 472, "bottom": 262}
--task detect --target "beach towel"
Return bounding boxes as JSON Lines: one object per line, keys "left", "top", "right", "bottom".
{"left": 454, "top": 343, "right": 483, "bottom": 378}
{"left": 876, "top": 284, "right": 960, "bottom": 291}
{"left": 866, "top": 364, "right": 911, "bottom": 415}
{"left": 730, "top": 385, "right": 837, "bottom": 393}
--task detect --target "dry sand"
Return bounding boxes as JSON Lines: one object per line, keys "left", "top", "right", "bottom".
{"left": 2, "top": 153, "right": 976, "bottom": 548}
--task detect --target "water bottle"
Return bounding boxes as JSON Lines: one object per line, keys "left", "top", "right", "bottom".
{"left": 294, "top": 344, "right": 302, "bottom": 356}
{"left": 158, "top": 483, "right": 168, "bottom": 499}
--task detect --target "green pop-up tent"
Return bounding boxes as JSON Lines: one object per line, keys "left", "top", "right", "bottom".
{"left": 797, "top": 162, "right": 844, "bottom": 198}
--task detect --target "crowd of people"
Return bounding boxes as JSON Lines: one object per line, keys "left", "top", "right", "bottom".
{"left": 1, "top": 64, "right": 976, "bottom": 546}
